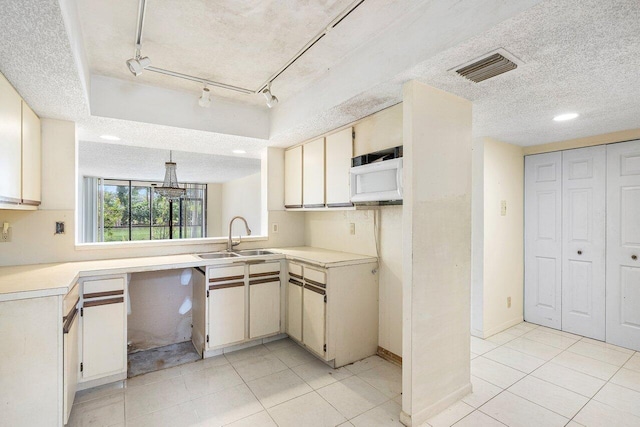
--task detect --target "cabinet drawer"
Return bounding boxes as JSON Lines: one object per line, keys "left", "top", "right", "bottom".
{"left": 249, "top": 262, "right": 280, "bottom": 278}
{"left": 304, "top": 267, "right": 326, "bottom": 286}
{"left": 83, "top": 277, "right": 124, "bottom": 296}
{"left": 208, "top": 265, "right": 245, "bottom": 282}
{"left": 288, "top": 262, "right": 303, "bottom": 278}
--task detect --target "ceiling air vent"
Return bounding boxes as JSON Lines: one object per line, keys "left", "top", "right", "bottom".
{"left": 456, "top": 53, "right": 517, "bottom": 83}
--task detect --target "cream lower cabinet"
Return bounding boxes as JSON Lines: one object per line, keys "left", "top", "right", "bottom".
{"left": 286, "top": 260, "right": 379, "bottom": 367}
{"left": 63, "top": 283, "right": 80, "bottom": 425}
{"left": 80, "top": 276, "right": 127, "bottom": 384}
{"left": 302, "top": 285, "right": 326, "bottom": 355}
{"left": 249, "top": 262, "right": 281, "bottom": 339}
{"left": 205, "top": 262, "right": 282, "bottom": 352}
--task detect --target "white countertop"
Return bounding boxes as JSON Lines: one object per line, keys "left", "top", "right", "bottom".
{"left": 0, "top": 247, "right": 376, "bottom": 302}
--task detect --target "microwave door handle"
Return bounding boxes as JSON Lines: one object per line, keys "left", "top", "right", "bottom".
{"left": 396, "top": 166, "right": 403, "bottom": 196}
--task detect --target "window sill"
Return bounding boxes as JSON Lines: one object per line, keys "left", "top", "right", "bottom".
{"left": 74, "top": 235, "right": 269, "bottom": 251}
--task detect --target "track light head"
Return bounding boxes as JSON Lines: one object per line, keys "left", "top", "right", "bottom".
{"left": 198, "top": 87, "right": 211, "bottom": 108}
{"left": 262, "top": 87, "right": 278, "bottom": 108}
{"left": 126, "top": 56, "right": 151, "bottom": 76}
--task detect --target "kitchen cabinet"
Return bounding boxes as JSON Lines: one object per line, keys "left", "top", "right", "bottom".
{"left": 303, "top": 284, "right": 326, "bottom": 356}
{"left": 284, "top": 145, "right": 303, "bottom": 208}
{"left": 249, "top": 262, "right": 281, "bottom": 338}
{"left": 325, "top": 127, "right": 353, "bottom": 207}
{"left": 0, "top": 72, "right": 23, "bottom": 204}
{"left": 286, "top": 260, "right": 378, "bottom": 367}
{"left": 21, "top": 101, "right": 41, "bottom": 205}
{"left": 0, "top": 72, "right": 41, "bottom": 209}
{"left": 207, "top": 265, "right": 246, "bottom": 348}
{"left": 80, "top": 276, "right": 127, "bottom": 383}
{"left": 303, "top": 138, "right": 325, "bottom": 207}
{"left": 203, "top": 261, "right": 284, "bottom": 353}
{"left": 286, "top": 262, "right": 303, "bottom": 341}
{"left": 63, "top": 284, "right": 79, "bottom": 425}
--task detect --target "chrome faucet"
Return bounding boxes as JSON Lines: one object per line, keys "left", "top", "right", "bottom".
{"left": 227, "top": 216, "right": 251, "bottom": 251}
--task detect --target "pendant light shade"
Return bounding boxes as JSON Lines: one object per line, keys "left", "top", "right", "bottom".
{"left": 156, "top": 151, "right": 185, "bottom": 200}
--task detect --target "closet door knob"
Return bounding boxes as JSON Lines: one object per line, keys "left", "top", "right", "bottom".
{"left": 632, "top": 255, "right": 638, "bottom": 261}
{"left": 577, "top": 250, "right": 582, "bottom": 255}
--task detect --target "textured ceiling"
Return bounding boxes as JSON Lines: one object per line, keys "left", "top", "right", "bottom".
{"left": 75, "top": 0, "right": 412, "bottom": 105}
{"left": 400, "top": 0, "right": 640, "bottom": 146}
{"left": 0, "top": 0, "right": 87, "bottom": 121}
{"left": 78, "top": 141, "right": 260, "bottom": 183}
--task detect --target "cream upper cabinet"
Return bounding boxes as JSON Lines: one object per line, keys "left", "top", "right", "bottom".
{"left": 21, "top": 101, "right": 41, "bottom": 205}
{"left": 325, "top": 127, "right": 353, "bottom": 207}
{"left": 303, "top": 138, "right": 325, "bottom": 207}
{"left": 0, "top": 73, "right": 23, "bottom": 204}
{"left": 284, "top": 145, "right": 303, "bottom": 208}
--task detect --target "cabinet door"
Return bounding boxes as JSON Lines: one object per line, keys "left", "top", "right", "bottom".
{"left": 606, "top": 140, "right": 640, "bottom": 351}
{"left": 249, "top": 279, "right": 281, "bottom": 338}
{"left": 284, "top": 146, "right": 303, "bottom": 208}
{"left": 208, "top": 283, "right": 245, "bottom": 347}
{"left": 562, "top": 146, "right": 606, "bottom": 340}
{"left": 325, "top": 128, "right": 353, "bottom": 207}
{"left": 287, "top": 280, "right": 303, "bottom": 341}
{"left": 82, "top": 299, "right": 126, "bottom": 379}
{"left": 303, "top": 286, "right": 326, "bottom": 356}
{"left": 21, "top": 101, "right": 41, "bottom": 205}
{"left": 64, "top": 308, "right": 79, "bottom": 424}
{"left": 0, "top": 73, "right": 23, "bottom": 203}
{"left": 303, "top": 138, "right": 325, "bottom": 207}
{"left": 524, "top": 152, "right": 563, "bottom": 329}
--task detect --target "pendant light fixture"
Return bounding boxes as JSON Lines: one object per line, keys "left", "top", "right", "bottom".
{"left": 156, "top": 150, "right": 185, "bottom": 200}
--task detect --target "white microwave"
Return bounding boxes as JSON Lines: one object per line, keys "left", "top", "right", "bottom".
{"left": 350, "top": 157, "right": 403, "bottom": 204}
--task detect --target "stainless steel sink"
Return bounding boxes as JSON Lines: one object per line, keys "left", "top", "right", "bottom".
{"left": 196, "top": 252, "right": 240, "bottom": 259}
{"left": 236, "top": 249, "right": 275, "bottom": 256}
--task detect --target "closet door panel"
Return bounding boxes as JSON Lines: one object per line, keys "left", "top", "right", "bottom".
{"left": 607, "top": 140, "right": 640, "bottom": 351}
{"left": 525, "top": 152, "right": 563, "bottom": 329}
{"left": 561, "top": 146, "right": 606, "bottom": 340}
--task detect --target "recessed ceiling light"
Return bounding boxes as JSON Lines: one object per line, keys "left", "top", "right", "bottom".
{"left": 100, "top": 135, "right": 121, "bottom": 141}
{"left": 233, "top": 149, "right": 246, "bottom": 154}
{"left": 553, "top": 113, "right": 579, "bottom": 122}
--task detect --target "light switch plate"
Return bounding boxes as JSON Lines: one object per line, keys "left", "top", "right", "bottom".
{"left": 55, "top": 221, "right": 65, "bottom": 234}
{"left": 500, "top": 200, "right": 507, "bottom": 216}
{"left": 349, "top": 223, "right": 356, "bottom": 235}
{"left": 272, "top": 223, "right": 279, "bottom": 233}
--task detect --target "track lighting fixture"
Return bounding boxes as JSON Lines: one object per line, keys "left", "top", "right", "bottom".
{"left": 198, "top": 87, "right": 211, "bottom": 108}
{"left": 126, "top": 55, "right": 151, "bottom": 76}
{"left": 262, "top": 85, "right": 278, "bottom": 108}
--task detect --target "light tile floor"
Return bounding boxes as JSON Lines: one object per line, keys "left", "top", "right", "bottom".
{"left": 68, "top": 323, "right": 640, "bottom": 426}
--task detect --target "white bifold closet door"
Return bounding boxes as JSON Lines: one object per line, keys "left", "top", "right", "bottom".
{"left": 606, "top": 140, "right": 640, "bottom": 350}
{"left": 525, "top": 152, "right": 563, "bottom": 329}
{"left": 561, "top": 146, "right": 606, "bottom": 340}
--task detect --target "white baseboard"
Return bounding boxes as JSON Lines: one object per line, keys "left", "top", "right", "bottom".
{"left": 399, "top": 382, "right": 473, "bottom": 426}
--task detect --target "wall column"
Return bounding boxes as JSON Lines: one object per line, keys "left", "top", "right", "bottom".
{"left": 401, "top": 81, "right": 472, "bottom": 426}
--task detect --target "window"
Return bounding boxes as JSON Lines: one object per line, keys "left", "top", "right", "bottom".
{"left": 89, "top": 178, "right": 206, "bottom": 242}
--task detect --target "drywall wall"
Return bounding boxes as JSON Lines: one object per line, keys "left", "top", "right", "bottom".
{"left": 221, "top": 173, "right": 262, "bottom": 238}
{"left": 0, "top": 119, "right": 304, "bottom": 266}
{"left": 471, "top": 137, "right": 485, "bottom": 337}
{"left": 128, "top": 270, "right": 194, "bottom": 352}
{"left": 482, "top": 138, "right": 524, "bottom": 336}
{"left": 401, "top": 81, "right": 472, "bottom": 425}
{"left": 206, "top": 183, "right": 222, "bottom": 236}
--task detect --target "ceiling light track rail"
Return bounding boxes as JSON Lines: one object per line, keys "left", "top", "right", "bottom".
{"left": 127, "top": 0, "right": 366, "bottom": 104}
{"left": 146, "top": 66, "right": 254, "bottom": 94}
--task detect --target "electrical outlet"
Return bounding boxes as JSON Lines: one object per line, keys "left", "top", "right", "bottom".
{"left": 507, "top": 296, "right": 512, "bottom": 308}
{"left": 55, "top": 221, "right": 65, "bottom": 234}
{"left": 1, "top": 228, "right": 11, "bottom": 243}
{"left": 500, "top": 200, "right": 507, "bottom": 216}
{"left": 272, "top": 223, "right": 279, "bottom": 233}
{"left": 349, "top": 223, "right": 356, "bottom": 235}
